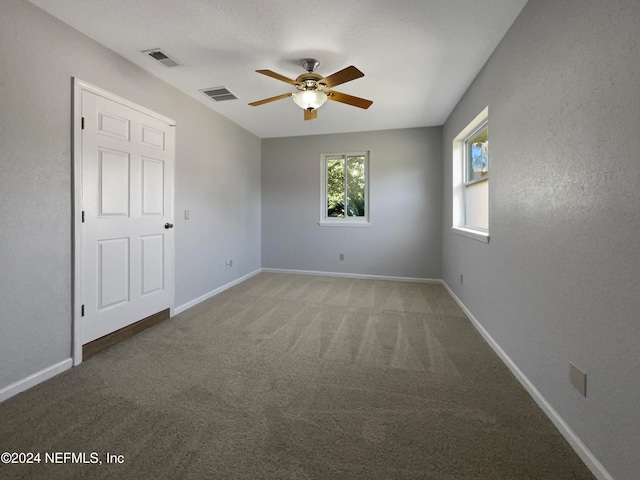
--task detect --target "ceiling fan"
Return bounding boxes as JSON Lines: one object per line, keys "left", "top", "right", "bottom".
{"left": 248, "top": 58, "right": 373, "bottom": 120}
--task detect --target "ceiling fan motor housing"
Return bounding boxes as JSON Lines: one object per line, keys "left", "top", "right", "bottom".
{"left": 295, "top": 73, "right": 326, "bottom": 92}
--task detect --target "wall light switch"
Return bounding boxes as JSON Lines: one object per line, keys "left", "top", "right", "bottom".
{"left": 569, "top": 362, "right": 587, "bottom": 397}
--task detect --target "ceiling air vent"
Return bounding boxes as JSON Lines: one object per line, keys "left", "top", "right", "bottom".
{"left": 201, "top": 87, "right": 238, "bottom": 102}
{"left": 142, "top": 49, "right": 180, "bottom": 67}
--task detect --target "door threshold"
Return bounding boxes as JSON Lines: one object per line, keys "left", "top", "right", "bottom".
{"left": 82, "top": 308, "right": 170, "bottom": 360}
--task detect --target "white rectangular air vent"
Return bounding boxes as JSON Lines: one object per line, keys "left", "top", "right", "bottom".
{"left": 142, "top": 49, "right": 180, "bottom": 68}
{"left": 201, "top": 87, "right": 238, "bottom": 102}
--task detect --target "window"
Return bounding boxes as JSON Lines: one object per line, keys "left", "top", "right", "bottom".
{"left": 466, "top": 127, "right": 489, "bottom": 183}
{"left": 320, "top": 152, "right": 369, "bottom": 226}
{"left": 452, "top": 107, "right": 489, "bottom": 242}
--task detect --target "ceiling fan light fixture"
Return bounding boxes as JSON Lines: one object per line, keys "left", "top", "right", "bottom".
{"left": 250, "top": 62, "right": 372, "bottom": 120}
{"left": 292, "top": 90, "right": 328, "bottom": 110}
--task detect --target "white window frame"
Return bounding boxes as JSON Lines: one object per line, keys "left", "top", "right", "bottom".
{"left": 319, "top": 151, "right": 370, "bottom": 227}
{"left": 452, "top": 107, "right": 489, "bottom": 242}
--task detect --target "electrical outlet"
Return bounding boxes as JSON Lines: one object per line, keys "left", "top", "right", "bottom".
{"left": 460, "top": 274, "right": 463, "bottom": 284}
{"left": 569, "top": 362, "right": 587, "bottom": 397}
{"left": 225, "top": 259, "right": 233, "bottom": 269}
{"left": 184, "top": 210, "right": 190, "bottom": 220}
{"left": 339, "top": 253, "right": 344, "bottom": 261}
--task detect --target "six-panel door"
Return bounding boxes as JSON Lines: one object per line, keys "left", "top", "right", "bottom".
{"left": 81, "top": 90, "right": 174, "bottom": 344}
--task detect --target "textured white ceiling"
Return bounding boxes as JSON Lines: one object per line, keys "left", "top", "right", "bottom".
{"left": 28, "top": 0, "right": 528, "bottom": 138}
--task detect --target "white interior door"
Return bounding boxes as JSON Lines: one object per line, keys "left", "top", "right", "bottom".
{"left": 79, "top": 86, "right": 175, "bottom": 345}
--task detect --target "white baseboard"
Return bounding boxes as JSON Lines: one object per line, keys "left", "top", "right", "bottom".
{"left": 0, "top": 358, "right": 73, "bottom": 404}
{"left": 173, "top": 269, "right": 262, "bottom": 315}
{"left": 262, "top": 268, "right": 441, "bottom": 284}
{"left": 441, "top": 281, "right": 614, "bottom": 480}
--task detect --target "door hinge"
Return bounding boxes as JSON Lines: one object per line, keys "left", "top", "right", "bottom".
{"left": 81, "top": 305, "right": 85, "bottom": 317}
{"left": 82, "top": 210, "right": 85, "bottom": 223}
{"left": 81, "top": 117, "right": 85, "bottom": 130}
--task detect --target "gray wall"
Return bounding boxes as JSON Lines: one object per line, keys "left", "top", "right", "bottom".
{"left": 262, "top": 128, "right": 442, "bottom": 279}
{"left": 3, "top": 0, "right": 638, "bottom": 477}
{"left": 0, "top": 0, "right": 261, "bottom": 388}
{"left": 441, "top": 1, "right": 640, "bottom": 478}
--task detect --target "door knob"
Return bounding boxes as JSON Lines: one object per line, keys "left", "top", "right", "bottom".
{"left": 164, "top": 223, "right": 174, "bottom": 229}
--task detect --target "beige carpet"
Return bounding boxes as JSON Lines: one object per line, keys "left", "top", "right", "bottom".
{"left": 0, "top": 273, "right": 595, "bottom": 479}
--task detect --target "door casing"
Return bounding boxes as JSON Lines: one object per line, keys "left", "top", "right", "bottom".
{"left": 72, "top": 78, "right": 176, "bottom": 365}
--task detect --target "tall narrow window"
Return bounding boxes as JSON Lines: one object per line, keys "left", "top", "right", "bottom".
{"left": 452, "top": 107, "right": 489, "bottom": 242}
{"left": 464, "top": 124, "right": 489, "bottom": 230}
{"left": 320, "top": 152, "right": 369, "bottom": 226}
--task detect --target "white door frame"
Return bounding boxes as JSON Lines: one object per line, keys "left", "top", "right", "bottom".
{"left": 72, "top": 78, "right": 176, "bottom": 366}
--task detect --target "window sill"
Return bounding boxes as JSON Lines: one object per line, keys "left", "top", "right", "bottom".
{"left": 452, "top": 226, "right": 489, "bottom": 243}
{"left": 319, "top": 220, "right": 370, "bottom": 228}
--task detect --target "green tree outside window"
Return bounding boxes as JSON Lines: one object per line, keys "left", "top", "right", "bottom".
{"left": 327, "top": 155, "right": 366, "bottom": 217}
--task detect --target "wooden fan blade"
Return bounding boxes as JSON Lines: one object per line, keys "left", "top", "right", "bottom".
{"left": 304, "top": 109, "right": 317, "bottom": 121}
{"left": 256, "top": 69, "right": 300, "bottom": 86}
{"left": 248, "top": 93, "right": 293, "bottom": 106}
{"left": 327, "top": 90, "right": 373, "bottom": 109}
{"left": 320, "top": 66, "right": 364, "bottom": 88}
